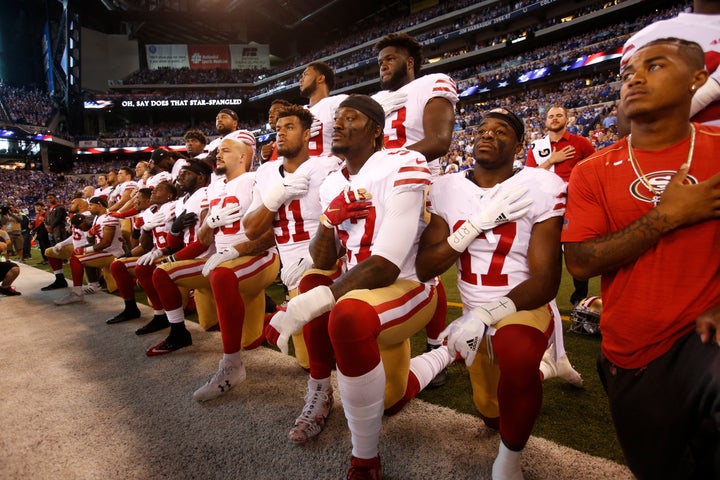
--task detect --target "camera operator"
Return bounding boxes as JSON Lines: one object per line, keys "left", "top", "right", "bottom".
{"left": 0, "top": 235, "right": 21, "bottom": 296}
{"left": 0, "top": 204, "right": 24, "bottom": 261}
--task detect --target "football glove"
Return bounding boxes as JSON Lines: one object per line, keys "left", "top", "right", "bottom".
{"left": 263, "top": 172, "right": 310, "bottom": 212}
{"left": 310, "top": 118, "right": 322, "bottom": 138}
{"left": 439, "top": 310, "right": 488, "bottom": 367}
{"left": 320, "top": 187, "right": 372, "bottom": 228}
{"left": 280, "top": 255, "right": 313, "bottom": 291}
{"left": 205, "top": 203, "right": 243, "bottom": 230}
{"left": 170, "top": 210, "right": 198, "bottom": 236}
{"left": 136, "top": 248, "right": 164, "bottom": 266}
{"left": 447, "top": 185, "right": 532, "bottom": 251}
{"left": 201, "top": 247, "right": 240, "bottom": 276}
{"left": 264, "top": 285, "right": 335, "bottom": 355}
{"left": 141, "top": 210, "right": 168, "bottom": 232}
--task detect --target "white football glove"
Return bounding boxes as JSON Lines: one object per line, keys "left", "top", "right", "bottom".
{"left": 439, "top": 297, "right": 516, "bottom": 367}
{"left": 263, "top": 172, "right": 310, "bottom": 212}
{"left": 205, "top": 203, "right": 243, "bottom": 230}
{"left": 447, "top": 185, "right": 532, "bottom": 251}
{"left": 280, "top": 255, "right": 313, "bottom": 291}
{"left": 374, "top": 90, "right": 408, "bottom": 116}
{"left": 310, "top": 118, "right": 322, "bottom": 138}
{"left": 439, "top": 310, "right": 489, "bottom": 367}
{"left": 52, "top": 244, "right": 62, "bottom": 254}
{"left": 141, "top": 210, "right": 167, "bottom": 232}
{"left": 136, "top": 248, "right": 164, "bottom": 266}
{"left": 269, "top": 285, "right": 335, "bottom": 355}
{"left": 202, "top": 247, "right": 240, "bottom": 276}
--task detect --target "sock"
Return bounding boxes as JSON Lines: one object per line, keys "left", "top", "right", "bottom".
{"left": 308, "top": 376, "right": 331, "bottom": 391}
{"left": 549, "top": 300, "right": 565, "bottom": 359}
{"left": 492, "top": 441, "right": 523, "bottom": 480}
{"left": 166, "top": 307, "right": 185, "bottom": 324}
{"left": 153, "top": 309, "right": 165, "bottom": 316}
{"left": 124, "top": 299, "right": 138, "bottom": 312}
{"left": 53, "top": 270, "right": 63, "bottom": 276}
{"left": 72, "top": 286, "right": 83, "bottom": 295}
{"left": 337, "top": 362, "right": 385, "bottom": 459}
{"left": 223, "top": 351, "right": 242, "bottom": 366}
{"left": 410, "top": 345, "right": 453, "bottom": 390}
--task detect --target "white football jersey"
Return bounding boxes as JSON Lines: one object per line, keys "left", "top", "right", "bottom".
{"left": 373, "top": 73, "right": 458, "bottom": 176}
{"left": 307, "top": 94, "right": 348, "bottom": 156}
{"left": 206, "top": 172, "right": 255, "bottom": 251}
{"left": 110, "top": 180, "right": 138, "bottom": 205}
{"left": 91, "top": 213, "right": 125, "bottom": 257}
{"left": 427, "top": 168, "right": 566, "bottom": 309}
{"left": 175, "top": 187, "right": 212, "bottom": 258}
{"left": 95, "top": 185, "right": 114, "bottom": 199}
{"left": 252, "top": 154, "right": 342, "bottom": 266}
{"left": 139, "top": 201, "right": 176, "bottom": 250}
{"left": 146, "top": 171, "right": 173, "bottom": 189}
{"left": 319, "top": 148, "right": 430, "bottom": 280}
{"left": 71, "top": 211, "right": 93, "bottom": 250}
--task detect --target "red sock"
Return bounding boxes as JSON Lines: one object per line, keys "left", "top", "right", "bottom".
{"left": 209, "top": 267, "right": 245, "bottom": 354}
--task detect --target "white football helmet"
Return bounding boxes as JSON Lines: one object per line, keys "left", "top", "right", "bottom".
{"left": 569, "top": 296, "right": 602, "bottom": 335}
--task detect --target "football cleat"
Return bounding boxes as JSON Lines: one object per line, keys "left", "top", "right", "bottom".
{"left": 135, "top": 314, "right": 170, "bottom": 335}
{"left": 41, "top": 279, "right": 68, "bottom": 291}
{"left": 146, "top": 329, "right": 192, "bottom": 356}
{"left": 54, "top": 291, "right": 84, "bottom": 305}
{"left": 193, "top": 358, "right": 247, "bottom": 402}
{"left": 540, "top": 351, "right": 583, "bottom": 388}
{"left": 347, "top": 456, "right": 382, "bottom": 480}
{"left": 0, "top": 285, "right": 22, "bottom": 296}
{"left": 288, "top": 381, "right": 333, "bottom": 443}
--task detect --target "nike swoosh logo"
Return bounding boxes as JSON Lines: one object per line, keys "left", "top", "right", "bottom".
{"left": 416, "top": 159, "right": 424, "bottom": 164}
{"left": 326, "top": 208, "right": 340, "bottom": 213}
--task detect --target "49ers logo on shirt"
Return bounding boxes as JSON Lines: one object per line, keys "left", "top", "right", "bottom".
{"left": 629, "top": 170, "right": 698, "bottom": 204}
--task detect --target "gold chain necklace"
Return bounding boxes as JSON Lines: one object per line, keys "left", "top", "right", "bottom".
{"left": 626, "top": 124, "right": 695, "bottom": 206}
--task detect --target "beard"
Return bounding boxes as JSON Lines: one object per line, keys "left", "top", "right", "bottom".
{"left": 300, "top": 81, "right": 316, "bottom": 98}
{"left": 380, "top": 62, "right": 408, "bottom": 91}
{"left": 215, "top": 166, "right": 227, "bottom": 176}
{"left": 277, "top": 142, "right": 302, "bottom": 158}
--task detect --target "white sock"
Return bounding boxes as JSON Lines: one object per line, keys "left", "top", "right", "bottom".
{"left": 153, "top": 309, "right": 165, "bottom": 316}
{"left": 72, "top": 286, "right": 83, "bottom": 295}
{"left": 166, "top": 307, "right": 185, "bottom": 324}
{"left": 426, "top": 337, "right": 443, "bottom": 348}
{"left": 222, "top": 351, "right": 242, "bottom": 366}
{"left": 549, "top": 300, "right": 566, "bottom": 359}
{"left": 492, "top": 442, "right": 524, "bottom": 480}
{"left": 409, "top": 345, "right": 453, "bottom": 390}
{"left": 337, "top": 362, "right": 385, "bottom": 459}
{"left": 89, "top": 281, "right": 101, "bottom": 288}
{"left": 308, "top": 376, "right": 331, "bottom": 391}
{"left": 53, "top": 269, "right": 63, "bottom": 275}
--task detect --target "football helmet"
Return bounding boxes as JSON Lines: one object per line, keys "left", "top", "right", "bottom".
{"left": 569, "top": 296, "right": 602, "bottom": 335}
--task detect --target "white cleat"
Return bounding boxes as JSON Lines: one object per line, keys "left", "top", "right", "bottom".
{"left": 540, "top": 351, "right": 583, "bottom": 388}
{"left": 54, "top": 291, "right": 85, "bottom": 305}
{"left": 193, "top": 358, "right": 247, "bottom": 402}
{"left": 287, "top": 381, "right": 333, "bottom": 443}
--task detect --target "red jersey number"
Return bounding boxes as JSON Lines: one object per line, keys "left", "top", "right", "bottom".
{"left": 453, "top": 221, "right": 517, "bottom": 287}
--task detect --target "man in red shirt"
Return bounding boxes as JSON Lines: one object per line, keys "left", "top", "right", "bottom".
{"left": 563, "top": 38, "right": 720, "bottom": 480}
{"left": 526, "top": 105, "right": 595, "bottom": 306}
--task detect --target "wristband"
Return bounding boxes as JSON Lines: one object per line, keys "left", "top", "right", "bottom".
{"left": 446, "top": 219, "right": 482, "bottom": 252}
{"left": 474, "top": 297, "right": 516, "bottom": 327}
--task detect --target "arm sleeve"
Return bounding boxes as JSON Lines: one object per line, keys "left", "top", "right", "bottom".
{"left": 371, "top": 189, "right": 425, "bottom": 269}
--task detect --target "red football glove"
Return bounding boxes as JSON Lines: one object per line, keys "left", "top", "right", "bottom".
{"left": 88, "top": 223, "right": 102, "bottom": 237}
{"left": 320, "top": 187, "right": 372, "bottom": 228}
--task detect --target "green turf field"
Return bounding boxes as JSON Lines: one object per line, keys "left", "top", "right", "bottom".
{"left": 27, "top": 249, "right": 624, "bottom": 465}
